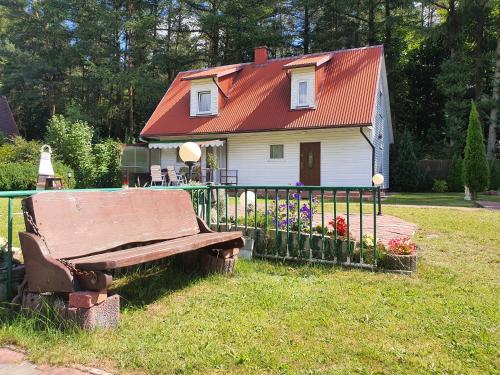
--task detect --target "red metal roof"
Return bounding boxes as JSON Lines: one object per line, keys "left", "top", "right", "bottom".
{"left": 282, "top": 54, "right": 332, "bottom": 69}
{"left": 141, "top": 46, "right": 383, "bottom": 138}
{"left": 181, "top": 64, "right": 244, "bottom": 81}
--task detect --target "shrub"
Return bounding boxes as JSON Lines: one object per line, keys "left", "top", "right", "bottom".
{"left": 432, "top": 179, "right": 448, "bottom": 193}
{"left": 93, "top": 140, "right": 122, "bottom": 188}
{"left": 463, "top": 102, "right": 489, "bottom": 199}
{"left": 489, "top": 160, "right": 500, "bottom": 191}
{"left": 393, "top": 130, "right": 420, "bottom": 191}
{"left": 0, "top": 163, "right": 37, "bottom": 190}
{"left": 46, "top": 115, "right": 121, "bottom": 188}
{"left": 447, "top": 154, "right": 464, "bottom": 192}
{"left": 0, "top": 162, "right": 75, "bottom": 191}
{"left": 0, "top": 136, "right": 41, "bottom": 164}
{"left": 46, "top": 115, "right": 95, "bottom": 186}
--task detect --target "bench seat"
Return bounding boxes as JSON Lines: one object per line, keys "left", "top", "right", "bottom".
{"left": 70, "top": 232, "right": 243, "bottom": 271}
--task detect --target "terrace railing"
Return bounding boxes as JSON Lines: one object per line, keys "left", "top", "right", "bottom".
{"left": 0, "top": 184, "right": 378, "bottom": 301}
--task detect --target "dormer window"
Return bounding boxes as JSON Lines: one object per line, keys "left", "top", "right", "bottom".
{"left": 298, "top": 81, "right": 308, "bottom": 107}
{"left": 189, "top": 78, "right": 218, "bottom": 116}
{"left": 289, "top": 67, "right": 315, "bottom": 109}
{"left": 198, "top": 91, "right": 211, "bottom": 114}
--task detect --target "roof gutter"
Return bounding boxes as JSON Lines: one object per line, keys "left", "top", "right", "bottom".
{"left": 360, "top": 127, "right": 374, "bottom": 185}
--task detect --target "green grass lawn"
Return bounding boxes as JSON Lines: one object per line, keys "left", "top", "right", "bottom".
{"left": 385, "top": 192, "right": 500, "bottom": 207}
{"left": 0, "top": 204, "right": 498, "bottom": 374}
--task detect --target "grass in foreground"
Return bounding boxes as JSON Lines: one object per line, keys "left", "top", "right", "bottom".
{"left": 0, "top": 206, "right": 499, "bottom": 374}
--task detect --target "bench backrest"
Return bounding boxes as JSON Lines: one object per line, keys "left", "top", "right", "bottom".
{"left": 22, "top": 189, "right": 200, "bottom": 259}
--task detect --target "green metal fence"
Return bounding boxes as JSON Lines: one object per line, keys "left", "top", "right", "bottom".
{"left": 0, "top": 184, "right": 378, "bottom": 301}
{"left": 209, "top": 185, "right": 378, "bottom": 269}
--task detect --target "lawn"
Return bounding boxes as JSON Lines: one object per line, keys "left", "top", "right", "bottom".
{"left": 384, "top": 192, "right": 500, "bottom": 207}
{"left": 0, "top": 204, "right": 498, "bottom": 374}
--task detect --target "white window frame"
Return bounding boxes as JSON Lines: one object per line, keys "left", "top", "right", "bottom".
{"left": 197, "top": 91, "right": 211, "bottom": 114}
{"left": 297, "top": 80, "right": 308, "bottom": 107}
{"left": 269, "top": 144, "right": 284, "bottom": 160}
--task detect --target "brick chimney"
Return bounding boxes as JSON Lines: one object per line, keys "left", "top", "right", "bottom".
{"left": 254, "top": 46, "right": 269, "bottom": 64}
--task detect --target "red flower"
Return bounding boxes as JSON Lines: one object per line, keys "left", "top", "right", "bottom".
{"left": 328, "top": 216, "right": 348, "bottom": 237}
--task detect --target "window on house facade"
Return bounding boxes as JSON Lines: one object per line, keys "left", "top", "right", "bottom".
{"left": 198, "top": 91, "right": 211, "bottom": 113}
{"left": 298, "top": 81, "right": 308, "bottom": 106}
{"left": 270, "top": 144, "right": 284, "bottom": 159}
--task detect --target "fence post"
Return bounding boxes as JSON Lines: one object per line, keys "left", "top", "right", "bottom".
{"left": 6, "top": 197, "right": 13, "bottom": 300}
{"left": 373, "top": 188, "right": 377, "bottom": 268}
{"left": 206, "top": 185, "right": 212, "bottom": 226}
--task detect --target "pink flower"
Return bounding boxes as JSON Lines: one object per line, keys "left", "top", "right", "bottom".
{"left": 387, "top": 236, "right": 416, "bottom": 255}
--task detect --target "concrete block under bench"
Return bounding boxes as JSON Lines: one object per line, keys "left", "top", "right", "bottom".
{"left": 22, "top": 292, "right": 120, "bottom": 330}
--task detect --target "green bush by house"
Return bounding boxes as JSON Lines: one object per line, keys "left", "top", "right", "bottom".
{"left": 46, "top": 115, "right": 122, "bottom": 188}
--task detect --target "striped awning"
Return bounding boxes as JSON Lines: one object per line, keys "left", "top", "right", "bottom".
{"left": 148, "top": 139, "right": 224, "bottom": 149}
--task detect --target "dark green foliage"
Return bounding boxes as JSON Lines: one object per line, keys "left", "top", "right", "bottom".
{"left": 418, "top": 171, "right": 433, "bottom": 192}
{"left": 463, "top": 102, "right": 490, "bottom": 199}
{"left": 393, "top": 131, "right": 420, "bottom": 192}
{"left": 0, "top": 161, "right": 74, "bottom": 191}
{"left": 432, "top": 179, "right": 448, "bottom": 193}
{"left": 0, "top": 163, "right": 37, "bottom": 191}
{"left": 447, "top": 154, "right": 464, "bottom": 192}
{"left": 489, "top": 160, "right": 500, "bottom": 191}
{"left": 45, "top": 115, "right": 121, "bottom": 188}
{"left": 93, "top": 140, "right": 122, "bottom": 188}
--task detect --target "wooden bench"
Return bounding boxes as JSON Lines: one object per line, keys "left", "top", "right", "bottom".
{"left": 19, "top": 189, "right": 243, "bottom": 294}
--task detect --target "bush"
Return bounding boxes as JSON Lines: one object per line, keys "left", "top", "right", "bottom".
{"left": 463, "top": 102, "right": 489, "bottom": 199}
{"left": 0, "top": 163, "right": 38, "bottom": 190}
{"left": 432, "top": 179, "right": 448, "bottom": 193}
{"left": 393, "top": 130, "right": 420, "bottom": 191}
{"left": 93, "top": 140, "right": 122, "bottom": 188}
{"left": 46, "top": 115, "right": 121, "bottom": 188}
{"left": 0, "top": 136, "right": 41, "bottom": 164}
{"left": 489, "top": 160, "right": 500, "bottom": 191}
{"left": 0, "top": 161, "right": 75, "bottom": 191}
{"left": 447, "top": 154, "right": 464, "bottom": 192}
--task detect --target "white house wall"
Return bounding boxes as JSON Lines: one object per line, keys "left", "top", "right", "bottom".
{"left": 226, "top": 128, "right": 372, "bottom": 186}
{"left": 372, "top": 67, "right": 391, "bottom": 189}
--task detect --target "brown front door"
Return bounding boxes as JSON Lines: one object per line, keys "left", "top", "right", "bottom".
{"left": 300, "top": 142, "right": 321, "bottom": 185}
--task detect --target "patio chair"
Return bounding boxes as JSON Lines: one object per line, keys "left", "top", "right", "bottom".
{"left": 166, "top": 166, "right": 183, "bottom": 186}
{"left": 150, "top": 165, "right": 166, "bottom": 186}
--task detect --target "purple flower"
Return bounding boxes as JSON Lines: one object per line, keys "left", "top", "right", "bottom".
{"left": 295, "top": 182, "right": 304, "bottom": 186}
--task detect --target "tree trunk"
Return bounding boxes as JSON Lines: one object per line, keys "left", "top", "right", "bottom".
{"left": 368, "top": 0, "right": 376, "bottom": 46}
{"left": 303, "top": 3, "right": 310, "bottom": 54}
{"left": 487, "top": 39, "right": 500, "bottom": 160}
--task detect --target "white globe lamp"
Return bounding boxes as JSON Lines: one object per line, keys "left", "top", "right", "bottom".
{"left": 239, "top": 190, "right": 256, "bottom": 212}
{"left": 372, "top": 173, "right": 384, "bottom": 186}
{"left": 179, "top": 142, "right": 201, "bottom": 181}
{"left": 372, "top": 173, "right": 384, "bottom": 216}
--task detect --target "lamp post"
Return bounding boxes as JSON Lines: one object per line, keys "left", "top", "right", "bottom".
{"left": 179, "top": 142, "right": 201, "bottom": 181}
{"left": 372, "top": 173, "right": 384, "bottom": 216}
{"left": 67, "top": 171, "right": 72, "bottom": 188}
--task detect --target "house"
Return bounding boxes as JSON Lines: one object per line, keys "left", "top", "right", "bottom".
{"left": 0, "top": 96, "right": 20, "bottom": 138}
{"left": 139, "top": 46, "right": 393, "bottom": 188}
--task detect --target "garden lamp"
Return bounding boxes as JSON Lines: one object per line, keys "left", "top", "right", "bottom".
{"left": 372, "top": 173, "right": 384, "bottom": 216}
{"left": 179, "top": 142, "right": 201, "bottom": 181}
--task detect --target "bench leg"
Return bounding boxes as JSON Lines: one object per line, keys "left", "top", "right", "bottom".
{"left": 21, "top": 291, "right": 120, "bottom": 330}
{"left": 201, "top": 248, "right": 239, "bottom": 275}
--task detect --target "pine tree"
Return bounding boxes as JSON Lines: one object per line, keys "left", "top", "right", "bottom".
{"left": 463, "top": 102, "right": 490, "bottom": 199}
{"left": 447, "top": 153, "right": 464, "bottom": 192}
{"left": 393, "top": 130, "right": 420, "bottom": 192}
